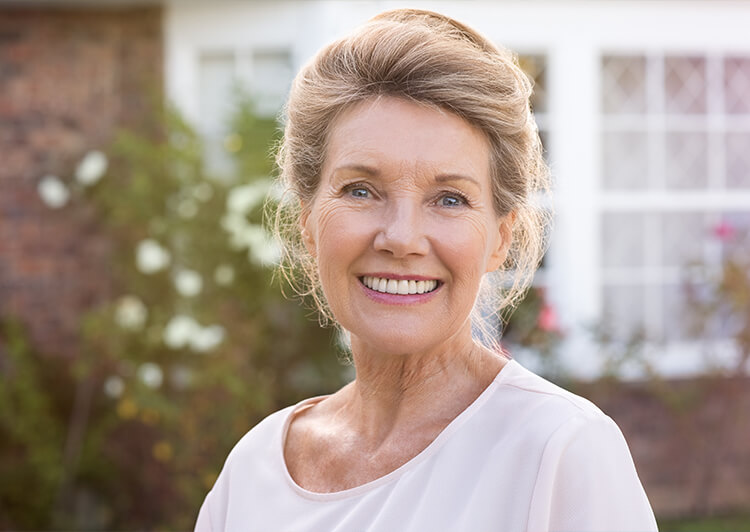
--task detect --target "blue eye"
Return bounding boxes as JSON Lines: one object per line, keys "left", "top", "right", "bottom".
{"left": 348, "top": 186, "right": 370, "bottom": 198}
{"left": 439, "top": 194, "right": 466, "bottom": 207}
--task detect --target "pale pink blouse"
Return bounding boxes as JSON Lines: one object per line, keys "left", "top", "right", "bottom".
{"left": 195, "top": 359, "right": 657, "bottom": 532}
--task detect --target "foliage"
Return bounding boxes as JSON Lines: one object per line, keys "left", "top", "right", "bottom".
{"left": 0, "top": 319, "right": 66, "bottom": 529}
{"left": 501, "top": 286, "right": 565, "bottom": 378}
{"left": 3, "top": 97, "right": 348, "bottom": 529}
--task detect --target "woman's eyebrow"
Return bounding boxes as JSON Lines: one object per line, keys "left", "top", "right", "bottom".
{"left": 435, "top": 173, "right": 480, "bottom": 187}
{"left": 332, "top": 166, "right": 480, "bottom": 189}
{"left": 332, "top": 164, "right": 381, "bottom": 177}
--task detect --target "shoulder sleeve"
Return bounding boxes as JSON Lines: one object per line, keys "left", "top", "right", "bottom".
{"left": 194, "top": 490, "right": 215, "bottom": 532}
{"left": 527, "top": 413, "right": 658, "bottom": 532}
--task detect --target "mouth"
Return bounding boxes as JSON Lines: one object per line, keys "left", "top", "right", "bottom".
{"left": 360, "top": 275, "right": 441, "bottom": 295}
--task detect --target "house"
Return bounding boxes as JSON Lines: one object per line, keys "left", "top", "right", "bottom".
{"left": 1, "top": 0, "right": 749, "bottom": 520}
{"left": 164, "top": 0, "right": 750, "bottom": 378}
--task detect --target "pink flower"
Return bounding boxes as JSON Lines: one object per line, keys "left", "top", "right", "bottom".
{"left": 713, "top": 220, "right": 735, "bottom": 242}
{"left": 537, "top": 303, "right": 560, "bottom": 333}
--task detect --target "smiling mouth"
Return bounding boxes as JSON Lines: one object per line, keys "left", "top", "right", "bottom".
{"left": 360, "top": 276, "right": 440, "bottom": 295}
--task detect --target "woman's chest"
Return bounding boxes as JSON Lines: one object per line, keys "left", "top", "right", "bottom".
{"left": 283, "top": 423, "right": 442, "bottom": 493}
{"left": 223, "top": 449, "right": 539, "bottom": 532}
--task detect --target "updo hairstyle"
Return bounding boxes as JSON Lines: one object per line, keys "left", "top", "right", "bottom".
{"left": 273, "top": 8, "right": 551, "bottom": 331}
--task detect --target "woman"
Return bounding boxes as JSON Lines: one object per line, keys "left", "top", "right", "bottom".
{"left": 195, "top": 9, "right": 657, "bottom": 532}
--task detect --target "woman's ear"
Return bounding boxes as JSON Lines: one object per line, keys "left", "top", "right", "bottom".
{"left": 486, "top": 210, "right": 516, "bottom": 273}
{"left": 299, "top": 203, "right": 317, "bottom": 257}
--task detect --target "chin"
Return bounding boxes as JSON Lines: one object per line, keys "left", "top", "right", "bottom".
{"left": 349, "top": 327, "right": 445, "bottom": 357}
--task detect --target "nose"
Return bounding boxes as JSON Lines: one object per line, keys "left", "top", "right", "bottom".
{"left": 373, "top": 198, "right": 429, "bottom": 258}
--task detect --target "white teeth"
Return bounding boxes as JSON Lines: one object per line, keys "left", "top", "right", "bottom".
{"left": 362, "top": 276, "right": 439, "bottom": 295}
{"left": 397, "top": 280, "right": 409, "bottom": 295}
{"left": 387, "top": 279, "right": 399, "bottom": 294}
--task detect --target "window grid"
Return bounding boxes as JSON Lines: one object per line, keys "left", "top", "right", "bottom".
{"left": 600, "top": 52, "right": 750, "bottom": 343}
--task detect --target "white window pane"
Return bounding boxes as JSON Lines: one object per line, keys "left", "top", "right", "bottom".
{"left": 199, "top": 52, "right": 236, "bottom": 177}
{"left": 602, "top": 55, "right": 647, "bottom": 114}
{"left": 664, "top": 56, "right": 706, "bottom": 115}
{"left": 725, "top": 131, "right": 750, "bottom": 189}
{"left": 661, "top": 212, "right": 707, "bottom": 268}
{"left": 602, "top": 284, "right": 646, "bottom": 341}
{"left": 724, "top": 56, "right": 750, "bottom": 115}
{"left": 602, "top": 212, "right": 645, "bottom": 268}
{"left": 720, "top": 211, "right": 750, "bottom": 258}
{"left": 603, "top": 129, "right": 649, "bottom": 189}
{"left": 251, "top": 49, "right": 293, "bottom": 117}
{"left": 665, "top": 130, "right": 708, "bottom": 189}
{"left": 199, "top": 53, "right": 236, "bottom": 135}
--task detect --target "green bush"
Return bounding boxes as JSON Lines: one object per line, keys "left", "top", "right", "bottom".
{"left": 4, "top": 97, "right": 347, "bottom": 530}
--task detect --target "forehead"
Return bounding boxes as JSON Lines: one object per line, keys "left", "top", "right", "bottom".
{"left": 323, "top": 96, "right": 491, "bottom": 183}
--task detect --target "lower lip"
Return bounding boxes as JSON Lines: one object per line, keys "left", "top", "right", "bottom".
{"left": 359, "top": 279, "right": 442, "bottom": 305}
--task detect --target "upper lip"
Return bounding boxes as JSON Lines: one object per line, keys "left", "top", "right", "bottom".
{"left": 360, "top": 273, "right": 440, "bottom": 281}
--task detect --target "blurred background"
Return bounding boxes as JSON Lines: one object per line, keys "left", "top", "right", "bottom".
{"left": 1, "top": 0, "right": 749, "bottom": 529}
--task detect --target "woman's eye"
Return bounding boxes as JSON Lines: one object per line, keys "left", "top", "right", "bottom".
{"left": 439, "top": 194, "right": 466, "bottom": 207}
{"left": 349, "top": 186, "right": 370, "bottom": 198}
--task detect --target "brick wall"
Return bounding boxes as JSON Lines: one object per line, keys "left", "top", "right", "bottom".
{"left": 580, "top": 374, "right": 750, "bottom": 518}
{"left": 0, "top": 6, "right": 162, "bottom": 356}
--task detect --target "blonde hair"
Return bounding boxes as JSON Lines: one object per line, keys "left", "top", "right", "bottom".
{"left": 273, "top": 8, "right": 551, "bottom": 339}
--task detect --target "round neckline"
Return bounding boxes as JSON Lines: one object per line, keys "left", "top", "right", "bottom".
{"left": 277, "top": 358, "right": 519, "bottom": 501}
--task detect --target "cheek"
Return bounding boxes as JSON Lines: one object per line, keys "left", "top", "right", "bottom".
{"left": 436, "top": 216, "right": 493, "bottom": 271}
{"left": 312, "top": 202, "right": 371, "bottom": 272}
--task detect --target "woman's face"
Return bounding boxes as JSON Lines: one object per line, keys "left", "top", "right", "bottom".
{"left": 302, "top": 96, "right": 512, "bottom": 355}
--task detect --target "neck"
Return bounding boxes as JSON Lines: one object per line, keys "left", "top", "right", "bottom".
{"left": 338, "top": 325, "right": 506, "bottom": 445}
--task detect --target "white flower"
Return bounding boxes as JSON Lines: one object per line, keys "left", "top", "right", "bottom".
{"left": 244, "top": 224, "right": 282, "bottom": 266}
{"left": 221, "top": 215, "right": 281, "bottom": 266}
{"left": 163, "top": 314, "right": 200, "bottom": 349}
{"left": 191, "top": 324, "right": 226, "bottom": 353}
{"left": 173, "top": 269, "right": 203, "bottom": 297}
{"left": 114, "top": 295, "right": 148, "bottom": 331}
{"left": 138, "top": 362, "right": 163, "bottom": 389}
{"left": 226, "top": 180, "right": 271, "bottom": 215}
{"left": 214, "top": 264, "right": 235, "bottom": 286}
{"left": 221, "top": 212, "right": 249, "bottom": 250}
{"left": 193, "top": 182, "right": 213, "bottom": 202}
{"left": 37, "top": 175, "right": 70, "bottom": 208}
{"left": 103, "top": 376, "right": 125, "bottom": 398}
{"left": 75, "top": 150, "right": 108, "bottom": 186}
{"left": 163, "top": 314, "right": 225, "bottom": 353}
{"left": 177, "top": 198, "right": 199, "bottom": 219}
{"left": 136, "top": 239, "right": 171, "bottom": 274}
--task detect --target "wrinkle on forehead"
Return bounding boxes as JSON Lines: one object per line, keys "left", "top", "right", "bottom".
{"left": 321, "top": 97, "right": 491, "bottom": 190}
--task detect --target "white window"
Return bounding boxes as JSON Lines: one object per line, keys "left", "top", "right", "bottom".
{"left": 600, "top": 54, "right": 750, "bottom": 343}
{"left": 198, "top": 51, "right": 237, "bottom": 177}
{"left": 250, "top": 49, "right": 294, "bottom": 117}
{"left": 197, "top": 48, "right": 293, "bottom": 177}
